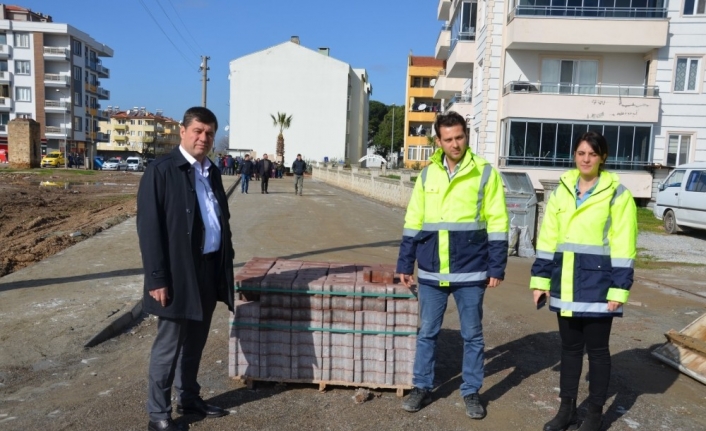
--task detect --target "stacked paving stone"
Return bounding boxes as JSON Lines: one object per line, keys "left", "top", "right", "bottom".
{"left": 229, "top": 258, "right": 418, "bottom": 389}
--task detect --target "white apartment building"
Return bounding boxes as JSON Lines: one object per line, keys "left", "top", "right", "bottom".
{"left": 228, "top": 37, "right": 372, "bottom": 165}
{"left": 0, "top": 4, "right": 112, "bottom": 160}
{"left": 435, "top": 0, "right": 706, "bottom": 201}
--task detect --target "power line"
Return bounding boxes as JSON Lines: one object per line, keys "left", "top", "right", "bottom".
{"left": 153, "top": 0, "right": 200, "bottom": 58}
{"left": 165, "top": 0, "right": 205, "bottom": 53}
{"left": 137, "top": 0, "right": 197, "bottom": 70}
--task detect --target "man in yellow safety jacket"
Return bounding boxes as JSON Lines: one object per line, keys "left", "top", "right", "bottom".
{"left": 397, "top": 111, "right": 509, "bottom": 420}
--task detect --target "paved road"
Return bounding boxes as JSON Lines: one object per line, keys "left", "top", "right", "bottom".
{"left": 1, "top": 175, "right": 705, "bottom": 431}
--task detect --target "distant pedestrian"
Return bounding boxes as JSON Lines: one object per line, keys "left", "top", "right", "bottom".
{"left": 253, "top": 158, "right": 260, "bottom": 181}
{"left": 258, "top": 154, "right": 274, "bottom": 194}
{"left": 226, "top": 155, "right": 235, "bottom": 175}
{"left": 292, "top": 154, "right": 307, "bottom": 196}
{"left": 238, "top": 154, "right": 254, "bottom": 194}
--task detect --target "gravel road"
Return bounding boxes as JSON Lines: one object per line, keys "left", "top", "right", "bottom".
{"left": 638, "top": 230, "right": 706, "bottom": 266}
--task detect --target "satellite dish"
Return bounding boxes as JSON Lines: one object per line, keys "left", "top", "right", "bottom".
{"left": 224, "top": 125, "right": 230, "bottom": 132}
{"left": 430, "top": 79, "right": 436, "bottom": 86}
{"left": 418, "top": 103, "right": 427, "bottom": 111}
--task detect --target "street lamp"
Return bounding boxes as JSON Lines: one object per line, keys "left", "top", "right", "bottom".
{"left": 390, "top": 103, "right": 395, "bottom": 168}
{"left": 56, "top": 89, "right": 68, "bottom": 169}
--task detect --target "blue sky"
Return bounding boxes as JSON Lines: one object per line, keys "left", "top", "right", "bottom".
{"left": 22, "top": 0, "right": 442, "bottom": 138}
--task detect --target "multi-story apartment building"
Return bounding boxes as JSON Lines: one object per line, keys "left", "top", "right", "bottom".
{"left": 97, "top": 107, "right": 180, "bottom": 159}
{"left": 0, "top": 4, "right": 112, "bottom": 162}
{"left": 229, "top": 37, "right": 372, "bottom": 164}
{"left": 403, "top": 55, "right": 444, "bottom": 168}
{"left": 435, "top": 0, "right": 706, "bottom": 202}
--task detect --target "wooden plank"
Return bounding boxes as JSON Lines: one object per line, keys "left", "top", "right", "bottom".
{"left": 231, "top": 375, "right": 411, "bottom": 396}
{"left": 652, "top": 312, "right": 706, "bottom": 386}
{"left": 665, "top": 330, "right": 706, "bottom": 356}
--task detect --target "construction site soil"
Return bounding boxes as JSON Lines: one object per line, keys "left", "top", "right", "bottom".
{"left": 0, "top": 169, "right": 138, "bottom": 277}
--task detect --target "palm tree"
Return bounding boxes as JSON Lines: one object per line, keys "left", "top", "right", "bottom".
{"left": 270, "top": 112, "right": 293, "bottom": 164}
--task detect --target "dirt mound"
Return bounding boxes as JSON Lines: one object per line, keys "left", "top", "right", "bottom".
{"left": 0, "top": 170, "right": 138, "bottom": 277}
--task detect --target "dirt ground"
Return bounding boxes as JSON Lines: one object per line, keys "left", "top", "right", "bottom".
{"left": 0, "top": 169, "right": 138, "bottom": 277}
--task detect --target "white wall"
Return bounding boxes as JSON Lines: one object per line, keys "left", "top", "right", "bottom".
{"left": 229, "top": 42, "right": 369, "bottom": 164}
{"left": 653, "top": 4, "right": 706, "bottom": 165}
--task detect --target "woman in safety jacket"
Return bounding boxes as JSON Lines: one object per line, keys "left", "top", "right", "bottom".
{"left": 530, "top": 131, "right": 637, "bottom": 431}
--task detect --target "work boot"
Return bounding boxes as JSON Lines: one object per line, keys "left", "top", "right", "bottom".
{"left": 577, "top": 403, "right": 602, "bottom": 431}
{"left": 401, "top": 387, "right": 431, "bottom": 412}
{"left": 544, "top": 397, "right": 578, "bottom": 431}
{"left": 464, "top": 393, "right": 486, "bottom": 419}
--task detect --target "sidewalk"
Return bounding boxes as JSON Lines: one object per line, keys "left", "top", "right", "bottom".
{"left": 1, "top": 175, "right": 705, "bottom": 431}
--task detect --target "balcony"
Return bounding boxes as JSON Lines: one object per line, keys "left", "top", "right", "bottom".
{"left": 0, "top": 71, "right": 11, "bottom": 84}
{"left": 44, "top": 100, "right": 70, "bottom": 112}
{"left": 97, "top": 64, "right": 110, "bottom": 78}
{"left": 444, "top": 93, "right": 473, "bottom": 117}
{"left": 447, "top": 34, "right": 476, "bottom": 78}
{"left": 0, "top": 97, "right": 14, "bottom": 111}
{"left": 45, "top": 126, "right": 67, "bottom": 137}
{"left": 438, "top": 0, "right": 451, "bottom": 20}
{"left": 95, "top": 132, "right": 108, "bottom": 141}
{"left": 435, "top": 24, "right": 451, "bottom": 60}
{"left": 113, "top": 134, "right": 128, "bottom": 141}
{"left": 0, "top": 44, "right": 11, "bottom": 59}
{"left": 501, "top": 81, "right": 661, "bottom": 123}
{"left": 434, "top": 70, "right": 468, "bottom": 99}
{"left": 44, "top": 73, "right": 70, "bottom": 87}
{"left": 97, "top": 87, "right": 110, "bottom": 99}
{"left": 113, "top": 123, "right": 127, "bottom": 130}
{"left": 85, "top": 82, "right": 97, "bottom": 94}
{"left": 43, "top": 47, "right": 70, "bottom": 61}
{"left": 505, "top": 6, "right": 668, "bottom": 52}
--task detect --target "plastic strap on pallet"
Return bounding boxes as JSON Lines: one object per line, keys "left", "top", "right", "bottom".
{"left": 235, "top": 286, "right": 416, "bottom": 299}
{"left": 231, "top": 321, "right": 417, "bottom": 336}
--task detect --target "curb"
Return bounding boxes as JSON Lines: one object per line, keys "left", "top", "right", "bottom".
{"left": 84, "top": 178, "right": 240, "bottom": 348}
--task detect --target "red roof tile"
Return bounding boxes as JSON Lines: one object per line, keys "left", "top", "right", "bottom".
{"left": 410, "top": 56, "right": 445, "bottom": 67}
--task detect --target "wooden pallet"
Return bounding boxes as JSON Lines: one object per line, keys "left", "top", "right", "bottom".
{"left": 232, "top": 375, "right": 411, "bottom": 397}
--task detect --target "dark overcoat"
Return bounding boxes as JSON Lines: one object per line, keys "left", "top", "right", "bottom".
{"left": 136, "top": 146, "right": 235, "bottom": 320}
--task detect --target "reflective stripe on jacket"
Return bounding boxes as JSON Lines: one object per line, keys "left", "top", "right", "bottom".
{"left": 530, "top": 169, "right": 637, "bottom": 318}
{"left": 396, "top": 149, "right": 509, "bottom": 287}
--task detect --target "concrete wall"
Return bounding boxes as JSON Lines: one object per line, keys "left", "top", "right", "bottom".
{"left": 313, "top": 166, "right": 415, "bottom": 209}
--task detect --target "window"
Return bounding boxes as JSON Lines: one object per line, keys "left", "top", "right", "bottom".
{"left": 421, "top": 146, "right": 434, "bottom": 161}
{"left": 685, "top": 170, "right": 706, "bottom": 192}
{"left": 667, "top": 134, "right": 691, "bottom": 166}
{"left": 15, "top": 86, "right": 31, "bottom": 101}
{"left": 85, "top": 118, "right": 90, "bottom": 132}
{"left": 16, "top": 113, "right": 32, "bottom": 119}
{"left": 130, "top": 120, "right": 135, "bottom": 125}
{"left": 73, "top": 66, "right": 82, "bottom": 81}
{"left": 408, "top": 146, "right": 418, "bottom": 161}
{"left": 450, "top": 0, "right": 478, "bottom": 51}
{"left": 541, "top": 59, "right": 598, "bottom": 94}
{"left": 0, "top": 33, "right": 6, "bottom": 44}
{"left": 73, "top": 116, "right": 82, "bottom": 131}
{"left": 505, "top": 119, "right": 652, "bottom": 170}
{"left": 14, "top": 60, "right": 30, "bottom": 75}
{"left": 14, "top": 33, "right": 29, "bottom": 48}
{"left": 674, "top": 57, "right": 701, "bottom": 92}
{"left": 72, "top": 40, "right": 82, "bottom": 56}
{"left": 684, "top": 0, "right": 706, "bottom": 15}
{"left": 411, "top": 77, "right": 432, "bottom": 88}
{"left": 138, "top": 131, "right": 143, "bottom": 137}
{"left": 74, "top": 92, "right": 81, "bottom": 106}
{"left": 664, "top": 169, "right": 685, "bottom": 188}
{"left": 138, "top": 120, "right": 143, "bottom": 125}
{"left": 85, "top": 95, "right": 89, "bottom": 107}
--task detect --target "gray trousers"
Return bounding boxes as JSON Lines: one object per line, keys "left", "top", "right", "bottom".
{"left": 147, "top": 258, "right": 218, "bottom": 421}
{"left": 294, "top": 174, "right": 304, "bottom": 195}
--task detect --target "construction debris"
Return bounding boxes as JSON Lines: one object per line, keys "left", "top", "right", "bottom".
{"left": 652, "top": 312, "right": 706, "bottom": 385}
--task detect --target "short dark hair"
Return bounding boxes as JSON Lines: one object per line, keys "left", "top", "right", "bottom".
{"left": 575, "top": 131, "right": 609, "bottom": 160}
{"left": 297, "top": 153, "right": 302, "bottom": 157}
{"left": 182, "top": 106, "right": 218, "bottom": 131}
{"left": 434, "top": 111, "right": 467, "bottom": 138}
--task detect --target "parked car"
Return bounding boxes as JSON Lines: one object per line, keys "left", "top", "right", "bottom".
{"left": 125, "top": 156, "right": 144, "bottom": 172}
{"left": 41, "top": 151, "right": 65, "bottom": 168}
{"left": 653, "top": 161, "right": 706, "bottom": 234}
{"left": 102, "top": 157, "right": 127, "bottom": 171}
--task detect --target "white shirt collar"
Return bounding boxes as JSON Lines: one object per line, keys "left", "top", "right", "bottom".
{"left": 179, "top": 145, "right": 212, "bottom": 173}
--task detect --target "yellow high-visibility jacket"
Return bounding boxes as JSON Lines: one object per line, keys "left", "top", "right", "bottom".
{"left": 531, "top": 169, "right": 637, "bottom": 317}
{"left": 396, "top": 149, "right": 509, "bottom": 287}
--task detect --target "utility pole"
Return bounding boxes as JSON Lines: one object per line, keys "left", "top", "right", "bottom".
{"left": 200, "top": 55, "right": 210, "bottom": 107}
{"left": 390, "top": 104, "right": 395, "bottom": 168}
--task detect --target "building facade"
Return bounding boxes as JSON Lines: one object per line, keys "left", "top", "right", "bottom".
{"left": 96, "top": 107, "right": 180, "bottom": 159}
{"left": 402, "top": 55, "right": 445, "bottom": 168}
{"left": 435, "top": 0, "right": 706, "bottom": 201}
{"left": 228, "top": 37, "right": 372, "bottom": 165}
{"left": 0, "top": 4, "right": 112, "bottom": 163}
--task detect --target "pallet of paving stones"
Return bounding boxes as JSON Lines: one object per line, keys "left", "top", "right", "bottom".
{"left": 229, "top": 257, "right": 418, "bottom": 396}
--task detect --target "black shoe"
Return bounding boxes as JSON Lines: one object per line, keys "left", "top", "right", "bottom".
{"left": 577, "top": 403, "right": 602, "bottom": 431}
{"left": 544, "top": 397, "right": 578, "bottom": 431}
{"left": 265, "top": 191, "right": 269, "bottom": 194}
{"left": 176, "top": 398, "right": 227, "bottom": 418}
{"left": 464, "top": 393, "right": 486, "bottom": 419}
{"left": 147, "top": 418, "right": 183, "bottom": 431}
{"left": 261, "top": 191, "right": 264, "bottom": 194}
{"left": 402, "top": 387, "right": 432, "bottom": 412}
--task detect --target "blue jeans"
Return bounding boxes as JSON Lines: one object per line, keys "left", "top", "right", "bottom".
{"left": 413, "top": 283, "right": 486, "bottom": 397}
{"left": 240, "top": 175, "right": 250, "bottom": 193}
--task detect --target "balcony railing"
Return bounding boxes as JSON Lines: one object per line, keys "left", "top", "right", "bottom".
{"left": 43, "top": 47, "right": 69, "bottom": 57}
{"left": 441, "top": 23, "right": 452, "bottom": 31}
{"left": 444, "top": 93, "right": 472, "bottom": 111}
{"left": 45, "top": 126, "right": 66, "bottom": 135}
{"left": 508, "top": 6, "right": 668, "bottom": 22}
{"left": 97, "top": 87, "right": 110, "bottom": 98}
{"left": 44, "top": 73, "right": 70, "bottom": 84}
{"left": 502, "top": 81, "right": 659, "bottom": 97}
{"left": 449, "top": 32, "right": 476, "bottom": 53}
{"left": 45, "top": 100, "right": 69, "bottom": 109}
{"left": 500, "top": 155, "right": 653, "bottom": 171}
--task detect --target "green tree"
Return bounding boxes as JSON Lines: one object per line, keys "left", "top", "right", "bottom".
{"left": 368, "top": 100, "right": 389, "bottom": 144}
{"left": 373, "top": 105, "right": 405, "bottom": 157}
{"left": 270, "top": 112, "right": 293, "bottom": 164}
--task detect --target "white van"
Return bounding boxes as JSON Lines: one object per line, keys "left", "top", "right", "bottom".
{"left": 125, "top": 156, "right": 144, "bottom": 172}
{"left": 653, "top": 162, "right": 706, "bottom": 234}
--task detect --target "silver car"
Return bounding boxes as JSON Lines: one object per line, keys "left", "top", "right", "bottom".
{"left": 102, "top": 157, "right": 127, "bottom": 171}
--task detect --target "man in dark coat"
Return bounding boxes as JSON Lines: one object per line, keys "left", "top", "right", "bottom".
{"left": 258, "top": 153, "right": 274, "bottom": 194}
{"left": 291, "top": 153, "right": 307, "bottom": 196}
{"left": 137, "top": 106, "right": 234, "bottom": 431}
{"left": 238, "top": 154, "right": 253, "bottom": 194}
